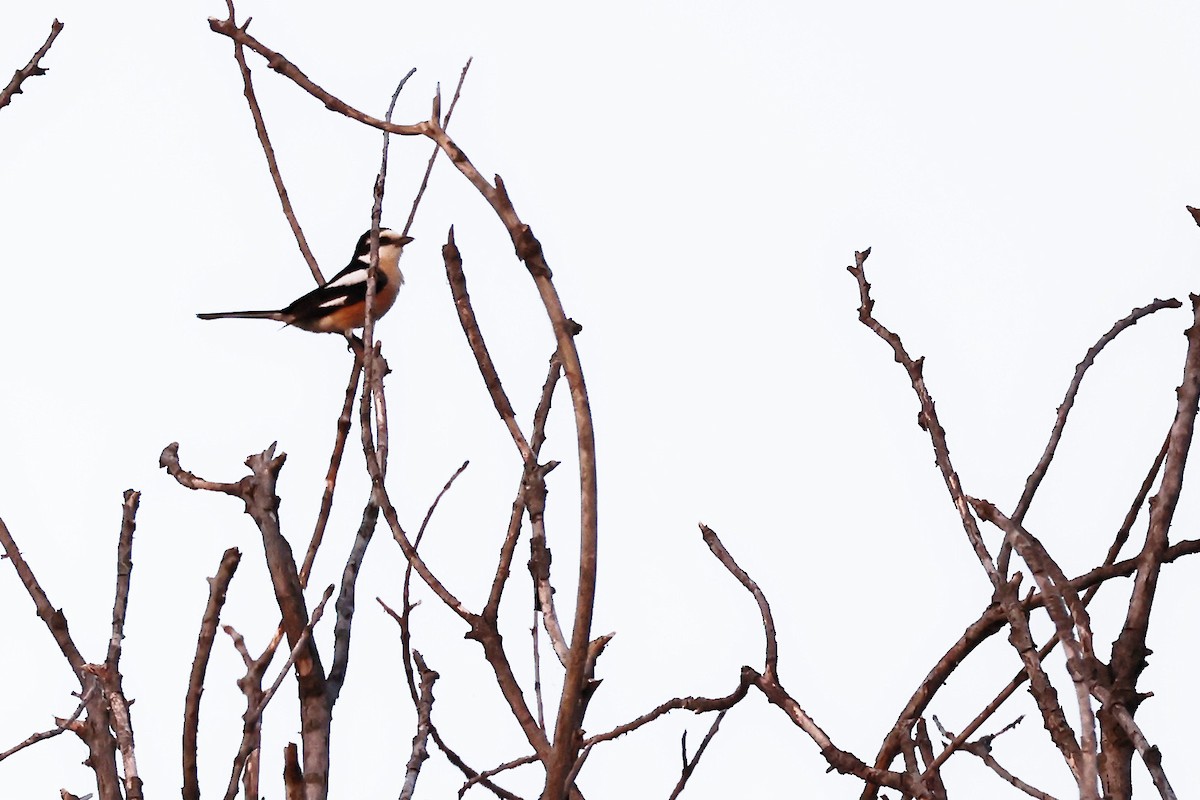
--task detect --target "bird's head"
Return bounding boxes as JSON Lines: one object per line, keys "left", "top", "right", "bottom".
{"left": 355, "top": 228, "right": 414, "bottom": 258}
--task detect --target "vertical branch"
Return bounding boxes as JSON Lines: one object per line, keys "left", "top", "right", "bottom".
{"left": 1104, "top": 295, "right": 1200, "bottom": 796}
{"left": 106, "top": 490, "right": 140, "bottom": 670}
{"left": 399, "top": 652, "right": 439, "bottom": 800}
{"left": 360, "top": 71, "right": 414, "bottom": 481}
{"left": 183, "top": 549, "right": 242, "bottom": 800}
{"left": 221, "top": 625, "right": 269, "bottom": 800}
{"left": 97, "top": 491, "right": 143, "bottom": 800}
{"left": 326, "top": 499, "right": 379, "bottom": 705}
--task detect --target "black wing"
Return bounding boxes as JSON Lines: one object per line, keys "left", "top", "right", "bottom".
{"left": 280, "top": 258, "right": 389, "bottom": 319}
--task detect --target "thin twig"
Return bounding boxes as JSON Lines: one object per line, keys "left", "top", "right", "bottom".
{"left": 221, "top": 0, "right": 322, "bottom": 283}
{"left": 183, "top": 549, "right": 242, "bottom": 800}
{"left": 443, "top": 230, "right": 533, "bottom": 461}
{"left": 222, "top": 587, "right": 335, "bottom": 800}
{"left": 848, "top": 248, "right": 1000, "bottom": 585}
{"left": 699, "top": 524, "right": 921, "bottom": 795}
{"left": 302, "top": 349, "right": 364, "bottom": 584}
{"left": 398, "top": 460, "right": 471, "bottom": 706}
{"left": 0, "top": 693, "right": 87, "bottom": 762}
{"left": 0, "top": 19, "right": 64, "bottom": 111}
{"left": 220, "top": 625, "right": 269, "bottom": 800}
{"left": 402, "top": 58, "right": 472, "bottom": 238}
{"left": 253, "top": 585, "right": 334, "bottom": 722}
{"left": 699, "top": 525, "right": 776, "bottom": 679}
{"left": 399, "top": 652, "right": 440, "bottom": 800}
{"left": 1000, "top": 297, "right": 1180, "bottom": 573}
{"left": 667, "top": 710, "right": 729, "bottom": 800}
{"left": 207, "top": 18, "right": 426, "bottom": 137}
{"left": 484, "top": 353, "right": 563, "bottom": 624}
{"left": 532, "top": 609, "right": 545, "bottom": 731}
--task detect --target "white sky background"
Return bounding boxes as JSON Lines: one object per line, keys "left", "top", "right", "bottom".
{"left": 2, "top": 2, "right": 1200, "bottom": 798}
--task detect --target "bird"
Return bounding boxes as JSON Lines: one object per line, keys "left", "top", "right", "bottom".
{"left": 197, "top": 228, "right": 414, "bottom": 334}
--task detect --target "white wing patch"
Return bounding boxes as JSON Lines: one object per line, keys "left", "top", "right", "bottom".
{"left": 318, "top": 295, "right": 350, "bottom": 309}
{"left": 326, "top": 268, "right": 369, "bottom": 289}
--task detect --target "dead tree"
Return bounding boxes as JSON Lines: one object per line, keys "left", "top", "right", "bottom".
{"left": 2, "top": 10, "right": 1197, "bottom": 800}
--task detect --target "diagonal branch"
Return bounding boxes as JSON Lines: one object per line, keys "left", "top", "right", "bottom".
{"left": 1000, "top": 297, "right": 1181, "bottom": 573}
{"left": 0, "top": 19, "right": 64, "bottom": 112}
{"left": 219, "top": 1, "right": 322, "bottom": 283}
{"left": 206, "top": 17, "right": 426, "bottom": 137}
{"left": 847, "top": 249, "right": 1000, "bottom": 586}
{"left": 443, "top": 230, "right": 533, "bottom": 462}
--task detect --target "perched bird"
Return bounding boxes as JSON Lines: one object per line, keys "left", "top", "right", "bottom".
{"left": 198, "top": 228, "right": 413, "bottom": 334}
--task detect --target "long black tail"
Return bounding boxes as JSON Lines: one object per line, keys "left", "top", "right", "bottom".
{"left": 196, "top": 310, "right": 285, "bottom": 322}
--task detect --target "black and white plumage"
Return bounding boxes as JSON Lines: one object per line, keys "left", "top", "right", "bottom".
{"left": 197, "top": 228, "right": 413, "bottom": 334}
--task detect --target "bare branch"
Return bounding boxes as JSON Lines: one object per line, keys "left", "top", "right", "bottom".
{"left": 1106, "top": 704, "right": 1176, "bottom": 800}
{"left": 699, "top": 524, "right": 921, "bottom": 796}
{"left": 484, "top": 353, "right": 563, "bottom": 624}
{"left": 327, "top": 499, "right": 379, "bottom": 705}
{"left": 220, "top": 624, "right": 269, "bottom": 800}
{"left": 86, "top": 662, "right": 142, "bottom": 800}
{"left": 0, "top": 19, "right": 64, "bottom": 111}
{"left": 106, "top": 490, "right": 140, "bottom": 670}
{"left": 936, "top": 716, "right": 1059, "bottom": 800}
{"left": 283, "top": 742, "right": 303, "bottom": 800}
{"left": 183, "top": 548, "right": 242, "bottom": 800}
{"left": 0, "top": 516, "right": 87, "bottom": 676}
{"left": 1000, "top": 297, "right": 1181, "bottom": 573}
{"left": 397, "top": 460, "right": 470, "bottom": 705}
{"left": 222, "top": 586, "right": 335, "bottom": 800}
{"left": 206, "top": 17, "right": 426, "bottom": 136}
{"left": 847, "top": 248, "right": 999, "bottom": 585}
{"left": 255, "top": 585, "right": 335, "bottom": 722}
{"left": 219, "top": 1, "right": 323, "bottom": 283}
{"left": 399, "top": 652, "right": 439, "bottom": 800}
{"left": 163, "top": 442, "right": 332, "bottom": 796}
{"left": 699, "top": 525, "right": 776, "bottom": 679}
{"left": 912, "top": 719, "right": 946, "bottom": 800}
{"left": 402, "top": 57, "right": 471, "bottom": 237}
{"left": 158, "top": 443, "right": 244, "bottom": 498}
{"left": 972, "top": 499, "right": 1100, "bottom": 796}
{"left": 443, "top": 230, "right": 533, "bottom": 462}
{"left": 0, "top": 693, "right": 87, "bottom": 762}
{"left": 667, "top": 710, "right": 729, "bottom": 800}
{"left": 302, "top": 348, "right": 364, "bottom": 585}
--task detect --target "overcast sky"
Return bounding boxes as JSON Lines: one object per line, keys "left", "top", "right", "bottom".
{"left": 3, "top": 3, "right": 1200, "bottom": 798}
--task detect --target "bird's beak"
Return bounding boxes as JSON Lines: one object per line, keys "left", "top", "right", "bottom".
{"left": 400, "top": 236, "right": 414, "bottom": 246}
